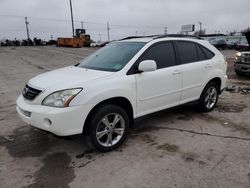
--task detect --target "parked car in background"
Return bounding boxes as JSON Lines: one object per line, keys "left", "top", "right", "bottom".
{"left": 91, "top": 41, "right": 110, "bottom": 47}
{"left": 209, "top": 38, "right": 227, "bottom": 50}
{"left": 235, "top": 52, "right": 250, "bottom": 75}
{"left": 227, "top": 39, "right": 239, "bottom": 49}
{"left": 235, "top": 38, "right": 249, "bottom": 51}
{"left": 99, "top": 41, "right": 110, "bottom": 47}
{"left": 234, "top": 31, "right": 250, "bottom": 76}
{"left": 91, "top": 41, "right": 102, "bottom": 47}
{"left": 16, "top": 35, "right": 227, "bottom": 152}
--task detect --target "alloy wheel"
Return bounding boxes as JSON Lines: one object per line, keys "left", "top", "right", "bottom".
{"left": 96, "top": 113, "right": 125, "bottom": 147}
{"left": 205, "top": 86, "right": 218, "bottom": 109}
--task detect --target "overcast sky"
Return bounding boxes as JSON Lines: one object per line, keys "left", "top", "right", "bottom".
{"left": 0, "top": 0, "right": 249, "bottom": 41}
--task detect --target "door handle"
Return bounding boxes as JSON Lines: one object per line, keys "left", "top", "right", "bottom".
{"left": 205, "top": 64, "right": 212, "bottom": 69}
{"left": 172, "top": 70, "right": 181, "bottom": 75}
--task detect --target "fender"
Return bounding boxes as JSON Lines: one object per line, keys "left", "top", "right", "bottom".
{"left": 70, "top": 74, "right": 137, "bottom": 116}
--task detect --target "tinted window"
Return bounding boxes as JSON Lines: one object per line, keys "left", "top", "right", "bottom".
{"left": 176, "top": 41, "right": 198, "bottom": 64}
{"left": 139, "top": 42, "right": 176, "bottom": 69}
{"left": 200, "top": 45, "right": 214, "bottom": 59}
{"left": 196, "top": 44, "right": 207, "bottom": 61}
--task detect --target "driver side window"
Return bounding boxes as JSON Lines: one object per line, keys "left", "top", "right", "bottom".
{"left": 139, "top": 42, "right": 176, "bottom": 69}
{"left": 127, "top": 41, "right": 177, "bottom": 75}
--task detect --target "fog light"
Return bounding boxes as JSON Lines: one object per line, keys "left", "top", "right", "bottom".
{"left": 44, "top": 118, "right": 52, "bottom": 127}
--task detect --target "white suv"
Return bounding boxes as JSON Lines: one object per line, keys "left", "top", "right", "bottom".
{"left": 16, "top": 35, "right": 227, "bottom": 152}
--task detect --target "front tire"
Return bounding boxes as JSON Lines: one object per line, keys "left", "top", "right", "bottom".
{"left": 86, "top": 105, "right": 129, "bottom": 152}
{"left": 198, "top": 82, "right": 219, "bottom": 112}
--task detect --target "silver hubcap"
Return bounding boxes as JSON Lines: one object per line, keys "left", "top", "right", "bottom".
{"left": 96, "top": 113, "right": 125, "bottom": 147}
{"left": 205, "top": 86, "right": 218, "bottom": 109}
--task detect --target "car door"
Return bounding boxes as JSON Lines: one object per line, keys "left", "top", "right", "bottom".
{"left": 175, "top": 41, "right": 215, "bottom": 104}
{"left": 133, "top": 41, "right": 182, "bottom": 117}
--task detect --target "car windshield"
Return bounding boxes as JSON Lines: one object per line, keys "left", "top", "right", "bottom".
{"left": 77, "top": 42, "right": 146, "bottom": 72}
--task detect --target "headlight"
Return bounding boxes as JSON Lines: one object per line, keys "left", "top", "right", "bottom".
{"left": 235, "top": 52, "right": 242, "bottom": 60}
{"left": 236, "top": 52, "right": 241, "bottom": 57}
{"left": 42, "top": 88, "right": 82, "bottom": 107}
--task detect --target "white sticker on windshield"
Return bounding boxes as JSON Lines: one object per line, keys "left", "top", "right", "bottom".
{"left": 114, "top": 64, "right": 122, "bottom": 69}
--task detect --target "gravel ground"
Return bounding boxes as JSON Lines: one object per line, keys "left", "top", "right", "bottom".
{"left": 0, "top": 47, "right": 250, "bottom": 188}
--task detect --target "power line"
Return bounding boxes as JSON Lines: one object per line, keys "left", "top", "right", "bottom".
{"left": 0, "top": 14, "right": 24, "bottom": 18}
{"left": 0, "top": 14, "right": 173, "bottom": 40}
{"left": 0, "top": 14, "right": 164, "bottom": 29}
{"left": 0, "top": 14, "right": 106, "bottom": 25}
{"left": 110, "top": 23, "right": 163, "bottom": 29}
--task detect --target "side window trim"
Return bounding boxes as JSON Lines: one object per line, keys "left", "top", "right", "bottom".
{"left": 172, "top": 41, "right": 180, "bottom": 65}
{"left": 195, "top": 44, "right": 206, "bottom": 61}
{"left": 126, "top": 41, "right": 177, "bottom": 75}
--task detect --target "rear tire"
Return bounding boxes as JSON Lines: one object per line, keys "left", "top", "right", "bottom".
{"left": 198, "top": 82, "right": 219, "bottom": 112}
{"left": 85, "top": 105, "right": 129, "bottom": 152}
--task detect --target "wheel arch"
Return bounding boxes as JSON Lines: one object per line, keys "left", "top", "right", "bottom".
{"left": 209, "top": 77, "right": 221, "bottom": 90}
{"left": 202, "top": 77, "right": 222, "bottom": 95}
{"left": 82, "top": 97, "right": 134, "bottom": 135}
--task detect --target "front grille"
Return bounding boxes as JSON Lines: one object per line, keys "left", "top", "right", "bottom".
{"left": 19, "top": 107, "right": 31, "bottom": 117}
{"left": 242, "top": 54, "right": 250, "bottom": 63}
{"left": 22, "top": 84, "right": 42, "bottom": 101}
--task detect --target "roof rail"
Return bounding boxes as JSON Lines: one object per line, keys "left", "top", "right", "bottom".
{"left": 154, "top": 34, "right": 203, "bottom": 40}
{"left": 119, "top": 35, "right": 160, "bottom": 41}
{"left": 119, "top": 34, "right": 203, "bottom": 41}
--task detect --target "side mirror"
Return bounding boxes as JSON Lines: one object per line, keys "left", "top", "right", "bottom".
{"left": 138, "top": 60, "right": 157, "bottom": 73}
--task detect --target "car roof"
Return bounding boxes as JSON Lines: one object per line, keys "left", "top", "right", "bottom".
{"left": 121, "top": 38, "right": 154, "bottom": 43}
{"left": 119, "top": 35, "right": 203, "bottom": 43}
{"left": 118, "top": 36, "right": 219, "bottom": 55}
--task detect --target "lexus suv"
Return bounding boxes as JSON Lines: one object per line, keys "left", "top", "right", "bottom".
{"left": 16, "top": 35, "right": 227, "bottom": 152}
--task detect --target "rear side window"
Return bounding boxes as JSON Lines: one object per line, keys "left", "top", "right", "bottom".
{"left": 139, "top": 42, "right": 176, "bottom": 69}
{"left": 196, "top": 45, "right": 207, "bottom": 61}
{"left": 176, "top": 41, "right": 198, "bottom": 64}
{"left": 199, "top": 45, "right": 214, "bottom": 59}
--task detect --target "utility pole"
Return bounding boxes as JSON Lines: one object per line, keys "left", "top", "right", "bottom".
{"left": 81, "top": 21, "right": 84, "bottom": 30}
{"left": 69, "top": 0, "right": 75, "bottom": 37}
{"left": 99, "top": 33, "right": 101, "bottom": 42}
{"left": 107, "top": 22, "right": 110, "bottom": 42}
{"left": 135, "top": 31, "right": 138, "bottom": 36}
{"left": 25, "top": 17, "right": 30, "bottom": 40}
{"left": 164, "top": 27, "right": 168, "bottom": 35}
{"left": 198, "top": 21, "right": 202, "bottom": 35}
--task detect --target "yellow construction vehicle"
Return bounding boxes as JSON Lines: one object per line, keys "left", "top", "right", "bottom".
{"left": 57, "top": 29, "right": 91, "bottom": 48}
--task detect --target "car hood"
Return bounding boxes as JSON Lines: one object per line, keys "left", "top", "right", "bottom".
{"left": 28, "top": 66, "right": 114, "bottom": 89}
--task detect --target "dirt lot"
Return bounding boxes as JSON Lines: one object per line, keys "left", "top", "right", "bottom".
{"left": 0, "top": 47, "right": 250, "bottom": 188}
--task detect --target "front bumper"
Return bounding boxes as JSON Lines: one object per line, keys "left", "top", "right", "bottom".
{"left": 16, "top": 96, "right": 93, "bottom": 136}
{"left": 234, "top": 62, "right": 250, "bottom": 73}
